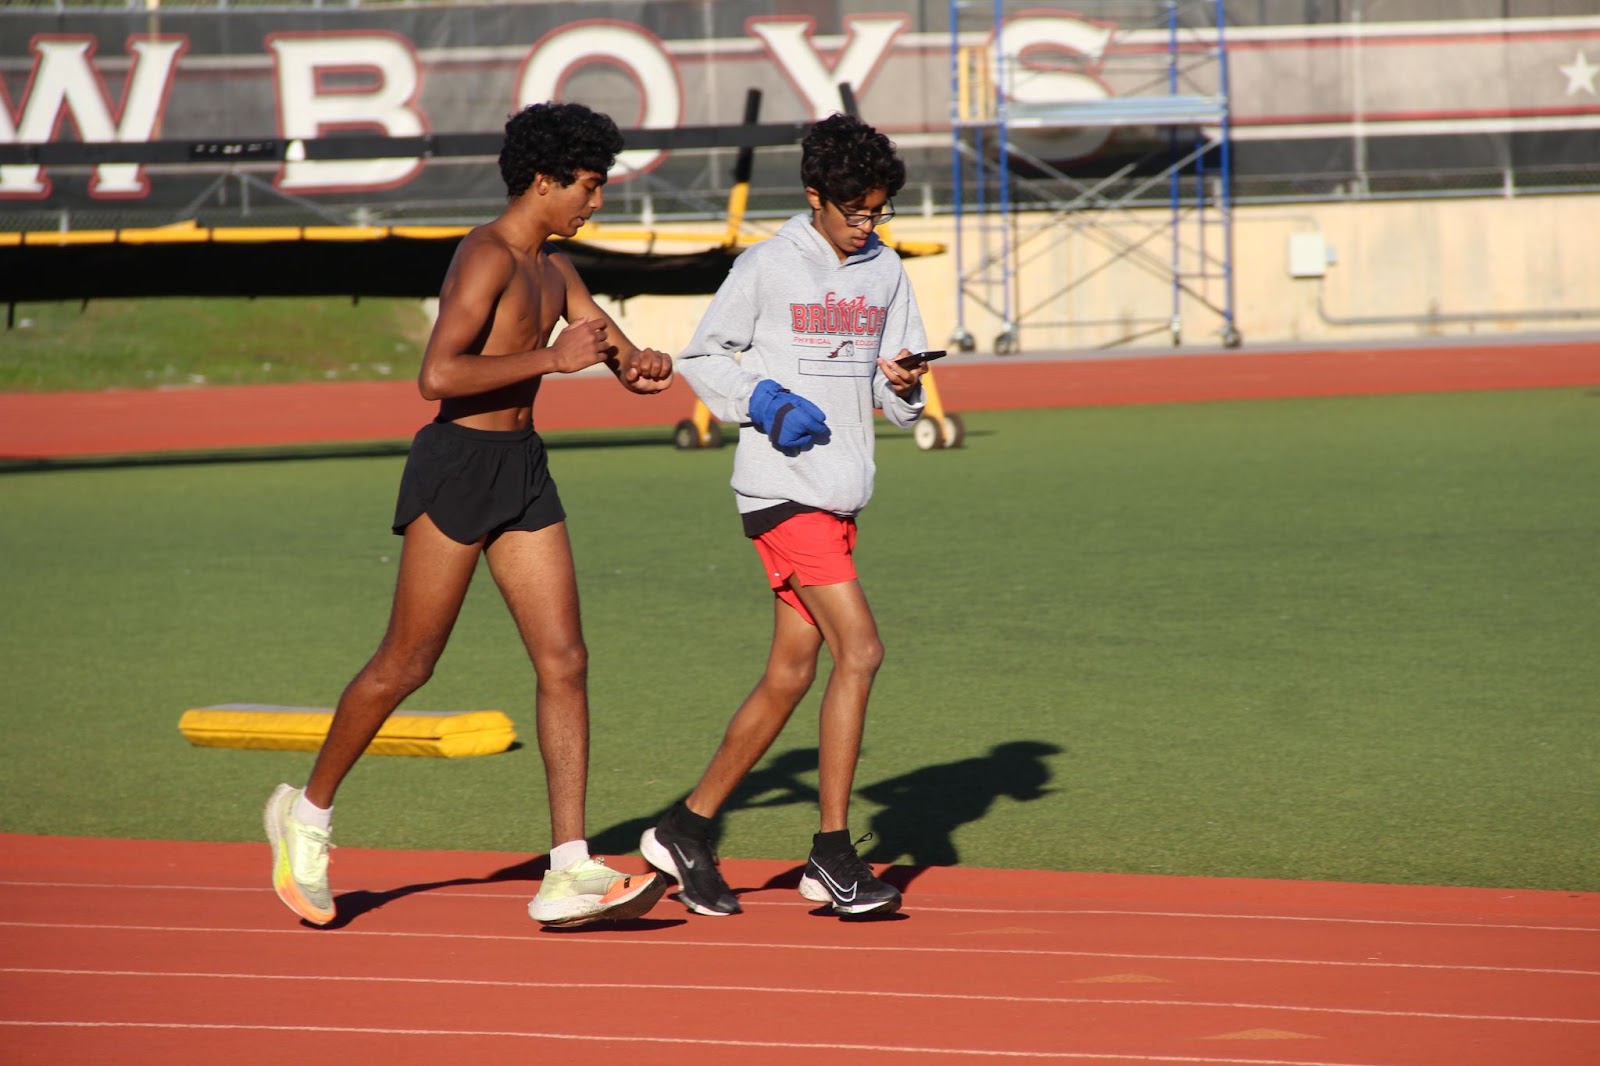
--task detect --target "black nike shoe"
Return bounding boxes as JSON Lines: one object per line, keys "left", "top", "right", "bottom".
{"left": 798, "top": 832, "right": 902, "bottom": 916}
{"left": 641, "top": 819, "right": 741, "bottom": 916}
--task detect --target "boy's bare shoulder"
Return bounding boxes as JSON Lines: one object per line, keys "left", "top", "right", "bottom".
{"left": 456, "top": 223, "right": 515, "bottom": 259}
{"left": 541, "top": 243, "right": 585, "bottom": 279}
{"left": 443, "top": 224, "right": 523, "bottom": 288}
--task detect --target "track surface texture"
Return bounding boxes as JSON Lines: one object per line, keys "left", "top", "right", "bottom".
{"left": 3, "top": 833, "right": 1598, "bottom": 1065}
{"left": 3, "top": 337, "right": 1596, "bottom": 460}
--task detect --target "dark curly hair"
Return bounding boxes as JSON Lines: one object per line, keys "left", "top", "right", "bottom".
{"left": 499, "top": 102, "right": 624, "bottom": 198}
{"left": 800, "top": 113, "right": 906, "bottom": 204}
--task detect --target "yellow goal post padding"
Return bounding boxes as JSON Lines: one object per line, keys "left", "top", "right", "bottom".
{"left": 178, "top": 704, "right": 516, "bottom": 758}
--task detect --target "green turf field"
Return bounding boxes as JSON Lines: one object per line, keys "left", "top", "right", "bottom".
{"left": 2, "top": 388, "right": 1596, "bottom": 891}
{"left": 0, "top": 297, "right": 428, "bottom": 392}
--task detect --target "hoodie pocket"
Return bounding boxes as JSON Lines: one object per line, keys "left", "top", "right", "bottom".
{"left": 797, "top": 353, "right": 873, "bottom": 427}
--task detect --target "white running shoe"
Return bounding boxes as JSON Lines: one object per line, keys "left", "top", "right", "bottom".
{"left": 529, "top": 856, "right": 667, "bottom": 927}
{"left": 263, "top": 783, "right": 335, "bottom": 925}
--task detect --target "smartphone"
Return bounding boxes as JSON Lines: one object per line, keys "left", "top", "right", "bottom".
{"left": 895, "top": 349, "right": 947, "bottom": 370}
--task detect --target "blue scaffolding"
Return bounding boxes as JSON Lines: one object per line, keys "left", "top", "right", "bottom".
{"left": 948, "top": 0, "right": 1239, "bottom": 352}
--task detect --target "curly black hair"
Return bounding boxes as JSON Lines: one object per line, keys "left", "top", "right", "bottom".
{"left": 800, "top": 113, "right": 906, "bottom": 204}
{"left": 499, "top": 102, "right": 624, "bottom": 198}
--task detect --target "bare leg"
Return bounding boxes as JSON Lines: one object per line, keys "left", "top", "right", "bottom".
{"left": 499, "top": 524, "right": 671, "bottom": 926}
{"left": 304, "top": 513, "right": 482, "bottom": 808}
{"left": 684, "top": 596, "right": 822, "bottom": 818}
{"left": 791, "top": 580, "right": 884, "bottom": 834}
{"left": 485, "top": 522, "right": 589, "bottom": 848}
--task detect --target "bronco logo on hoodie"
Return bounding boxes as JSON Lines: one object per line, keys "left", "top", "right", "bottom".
{"left": 790, "top": 291, "right": 888, "bottom": 339}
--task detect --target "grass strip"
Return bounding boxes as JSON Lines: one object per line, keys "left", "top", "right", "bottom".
{"left": 2, "top": 388, "right": 1595, "bottom": 890}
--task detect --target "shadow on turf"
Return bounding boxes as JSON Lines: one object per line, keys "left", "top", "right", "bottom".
{"left": 754, "top": 739, "right": 1062, "bottom": 896}
{"left": 626, "top": 738, "right": 1062, "bottom": 900}
{"left": 854, "top": 739, "right": 1063, "bottom": 891}
{"left": 606, "top": 738, "right": 1062, "bottom": 904}
{"left": 587, "top": 746, "right": 823, "bottom": 860}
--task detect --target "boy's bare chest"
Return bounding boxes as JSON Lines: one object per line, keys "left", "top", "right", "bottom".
{"left": 491, "top": 256, "right": 566, "bottom": 348}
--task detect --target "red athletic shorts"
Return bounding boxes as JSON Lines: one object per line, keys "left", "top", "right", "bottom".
{"left": 751, "top": 511, "right": 858, "bottom": 626}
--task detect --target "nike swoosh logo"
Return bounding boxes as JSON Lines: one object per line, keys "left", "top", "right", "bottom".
{"left": 671, "top": 843, "right": 697, "bottom": 871}
{"left": 809, "top": 861, "right": 857, "bottom": 902}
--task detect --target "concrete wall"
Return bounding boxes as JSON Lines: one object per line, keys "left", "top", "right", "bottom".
{"left": 595, "top": 192, "right": 1600, "bottom": 355}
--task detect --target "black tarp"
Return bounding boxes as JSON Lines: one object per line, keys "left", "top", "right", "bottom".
{"left": 0, "top": 236, "right": 743, "bottom": 302}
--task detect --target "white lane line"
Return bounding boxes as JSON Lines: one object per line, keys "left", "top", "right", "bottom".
{"left": 4, "top": 921, "right": 1596, "bottom": 977}
{"left": 4, "top": 966, "right": 1597, "bottom": 1026}
{"left": 0, "top": 1019, "right": 1404, "bottom": 1064}
{"left": 2, "top": 881, "right": 1594, "bottom": 934}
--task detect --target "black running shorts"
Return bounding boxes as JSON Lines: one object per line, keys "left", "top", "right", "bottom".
{"left": 391, "top": 420, "right": 566, "bottom": 544}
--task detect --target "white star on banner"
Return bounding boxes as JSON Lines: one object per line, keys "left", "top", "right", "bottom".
{"left": 1558, "top": 50, "right": 1599, "bottom": 96}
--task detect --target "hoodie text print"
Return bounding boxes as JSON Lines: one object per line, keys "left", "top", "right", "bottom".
{"left": 677, "top": 213, "right": 927, "bottom": 519}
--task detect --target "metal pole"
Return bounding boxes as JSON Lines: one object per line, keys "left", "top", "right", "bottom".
{"left": 1217, "top": 0, "right": 1240, "bottom": 346}
{"left": 1351, "top": 0, "right": 1368, "bottom": 197}
{"left": 1167, "top": 0, "right": 1181, "bottom": 344}
{"left": 994, "top": 0, "right": 1015, "bottom": 352}
{"left": 949, "top": 1, "right": 968, "bottom": 346}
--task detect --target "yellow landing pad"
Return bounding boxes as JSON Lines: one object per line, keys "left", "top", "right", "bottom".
{"left": 178, "top": 703, "right": 516, "bottom": 758}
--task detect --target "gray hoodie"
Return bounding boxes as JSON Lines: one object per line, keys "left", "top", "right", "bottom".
{"left": 677, "top": 213, "right": 927, "bottom": 519}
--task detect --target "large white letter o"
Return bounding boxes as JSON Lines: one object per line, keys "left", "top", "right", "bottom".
{"left": 517, "top": 23, "right": 682, "bottom": 179}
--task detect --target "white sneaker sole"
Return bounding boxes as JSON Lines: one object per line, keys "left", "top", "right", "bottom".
{"left": 797, "top": 872, "right": 831, "bottom": 903}
{"left": 530, "top": 871, "right": 667, "bottom": 927}
{"left": 798, "top": 870, "right": 902, "bottom": 915}
{"left": 640, "top": 828, "right": 737, "bottom": 917}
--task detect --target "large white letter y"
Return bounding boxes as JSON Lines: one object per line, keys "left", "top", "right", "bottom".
{"left": 747, "top": 16, "right": 906, "bottom": 119}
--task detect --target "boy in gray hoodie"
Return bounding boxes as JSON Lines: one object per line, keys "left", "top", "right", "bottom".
{"left": 641, "top": 113, "right": 930, "bottom": 917}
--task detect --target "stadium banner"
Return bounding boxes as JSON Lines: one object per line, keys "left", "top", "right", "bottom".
{"left": 1, "top": 2, "right": 1597, "bottom": 212}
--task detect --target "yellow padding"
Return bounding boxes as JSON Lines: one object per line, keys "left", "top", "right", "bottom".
{"left": 179, "top": 703, "right": 515, "bottom": 758}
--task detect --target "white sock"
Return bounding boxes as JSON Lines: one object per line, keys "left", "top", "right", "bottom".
{"left": 291, "top": 791, "right": 332, "bottom": 831}
{"left": 549, "top": 839, "right": 589, "bottom": 871}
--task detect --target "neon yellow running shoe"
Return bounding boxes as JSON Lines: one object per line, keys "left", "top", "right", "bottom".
{"left": 529, "top": 856, "right": 667, "bottom": 928}
{"left": 264, "top": 783, "right": 335, "bottom": 926}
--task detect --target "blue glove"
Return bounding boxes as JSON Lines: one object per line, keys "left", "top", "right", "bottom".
{"left": 747, "top": 378, "right": 828, "bottom": 449}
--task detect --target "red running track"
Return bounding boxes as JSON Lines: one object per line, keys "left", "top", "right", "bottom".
{"left": 2, "top": 833, "right": 1597, "bottom": 1065}
{"left": 1, "top": 338, "right": 1596, "bottom": 460}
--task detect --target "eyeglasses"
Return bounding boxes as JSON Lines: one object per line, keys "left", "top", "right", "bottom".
{"left": 829, "top": 199, "right": 896, "bottom": 228}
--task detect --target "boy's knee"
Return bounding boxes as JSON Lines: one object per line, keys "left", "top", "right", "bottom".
{"left": 535, "top": 639, "right": 588, "bottom": 687}
{"left": 767, "top": 658, "right": 817, "bottom": 699}
{"left": 837, "top": 638, "right": 885, "bottom": 677}
{"left": 367, "top": 645, "right": 439, "bottom": 695}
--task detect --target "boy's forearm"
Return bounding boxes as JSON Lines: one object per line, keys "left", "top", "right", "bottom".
{"left": 418, "top": 349, "right": 564, "bottom": 400}
{"left": 584, "top": 312, "right": 645, "bottom": 379}
{"left": 603, "top": 337, "right": 640, "bottom": 378}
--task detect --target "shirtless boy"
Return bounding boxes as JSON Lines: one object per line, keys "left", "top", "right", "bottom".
{"left": 264, "top": 101, "right": 673, "bottom": 928}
